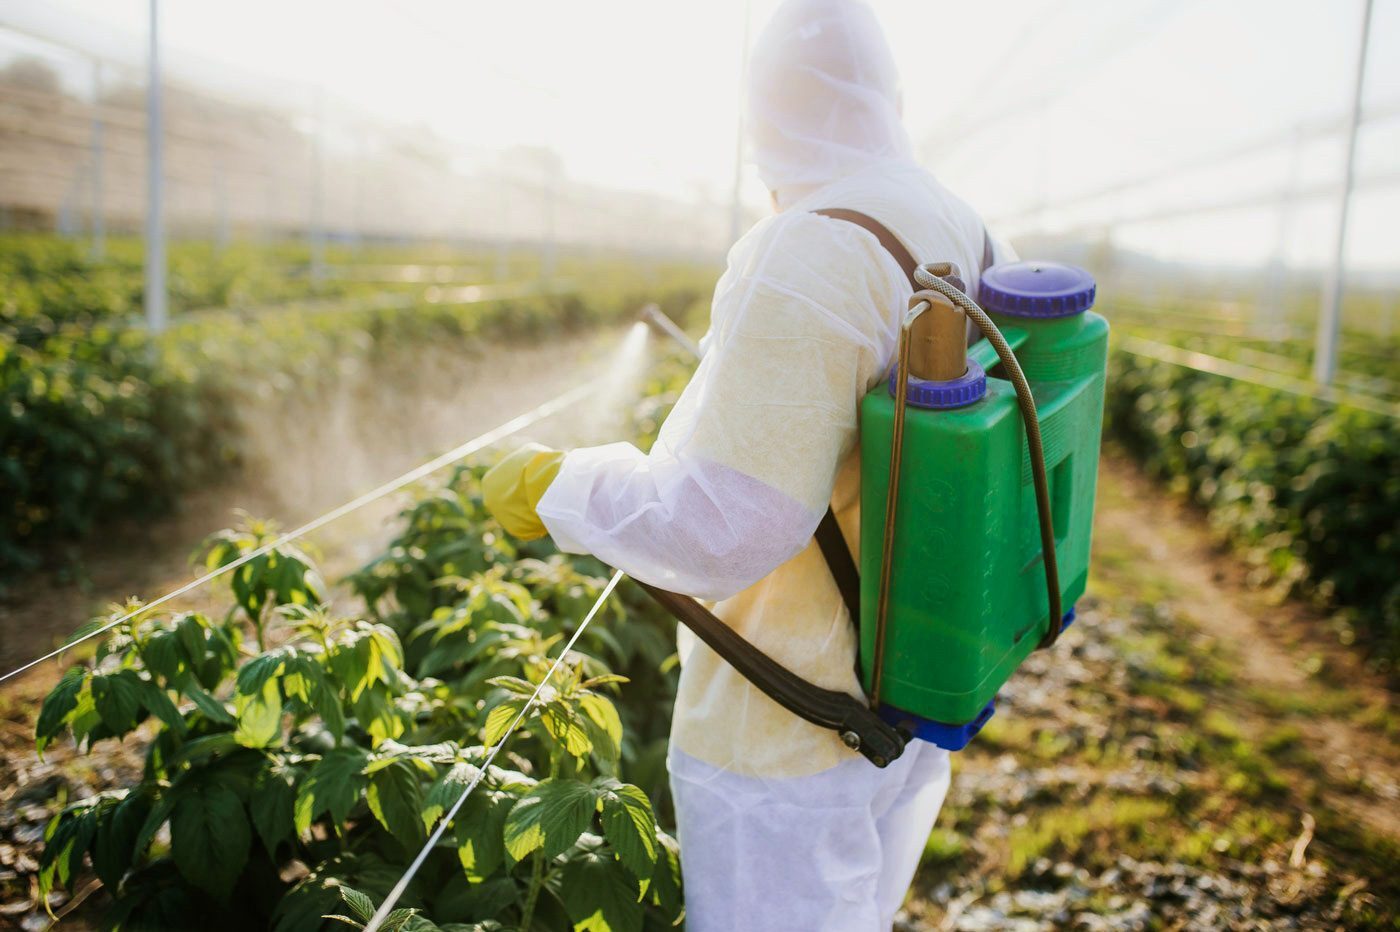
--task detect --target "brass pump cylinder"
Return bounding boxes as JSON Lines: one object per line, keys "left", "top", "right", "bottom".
{"left": 908, "top": 292, "right": 968, "bottom": 381}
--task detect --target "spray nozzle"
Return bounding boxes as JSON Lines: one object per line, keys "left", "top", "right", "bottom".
{"left": 638, "top": 304, "right": 701, "bottom": 361}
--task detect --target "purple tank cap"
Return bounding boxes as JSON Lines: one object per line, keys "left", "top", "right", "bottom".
{"left": 889, "top": 357, "right": 986, "bottom": 409}
{"left": 979, "top": 261, "right": 1096, "bottom": 319}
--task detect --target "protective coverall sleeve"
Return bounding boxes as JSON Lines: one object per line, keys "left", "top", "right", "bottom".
{"left": 537, "top": 212, "right": 903, "bottom": 602}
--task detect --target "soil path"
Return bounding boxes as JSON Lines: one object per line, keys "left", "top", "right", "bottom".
{"left": 1093, "top": 455, "right": 1400, "bottom": 839}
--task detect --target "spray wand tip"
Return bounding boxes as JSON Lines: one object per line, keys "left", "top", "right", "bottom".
{"left": 636, "top": 304, "right": 700, "bottom": 361}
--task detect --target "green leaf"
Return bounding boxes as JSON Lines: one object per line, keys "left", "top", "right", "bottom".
{"left": 337, "top": 884, "right": 377, "bottom": 923}
{"left": 435, "top": 875, "right": 515, "bottom": 925}
{"left": 93, "top": 789, "right": 151, "bottom": 889}
{"left": 92, "top": 669, "right": 144, "bottom": 735}
{"left": 540, "top": 701, "right": 593, "bottom": 760}
{"left": 390, "top": 740, "right": 459, "bottom": 766}
{"left": 367, "top": 759, "right": 425, "bottom": 843}
{"left": 103, "top": 865, "right": 201, "bottom": 928}
{"left": 484, "top": 674, "right": 538, "bottom": 697}
{"left": 278, "top": 651, "right": 318, "bottom": 703}
{"left": 139, "top": 627, "right": 184, "bottom": 683}
{"left": 422, "top": 762, "right": 479, "bottom": 831}
{"left": 169, "top": 780, "right": 252, "bottom": 899}
{"left": 313, "top": 675, "right": 347, "bottom": 741}
{"left": 251, "top": 762, "right": 298, "bottom": 856}
{"left": 331, "top": 624, "right": 403, "bottom": 701}
{"left": 595, "top": 780, "right": 657, "bottom": 882}
{"left": 578, "top": 674, "right": 629, "bottom": 690}
{"left": 132, "top": 786, "right": 181, "bottom": 859}
{"left": 64, "top": 680, "right": 101, "bottom": 747}
{"left": 382, "top": 910, "right": 429, "bottom": 932}
{"left": 235, "top": 651, "right": 285, "bottom": 697}
{"left": 35, "top": 666, "right": 85, "bottom": 754}
{"left": 481, "top": 699, "right": 528, "bottom": 748}
{"left": 167, "top": 732, "right": 239, "bottom": 769}
{"left": 327, "top": 903, "right": 427, "bottom": 932}
{"left": 177, "top": 611, "right": 212, "bottom": 664}
{"left": 352, "top": 686, "right": 403, "bottom": 746}
{"left": 140, "top": 679, "right": 186, "bottom": 733}
{"left": 294, "top": 748, "right": 370, "bottom": 835}
{"left": 455, "top": 789, "right": 513, "bottom": 881}
{"left": 234, "top": 673, "right": 283, "bottom": 748}
{"left": 370, "top": 626, "right": 405, "bottom": 673}
{"left": 186, "top": 684, "right": 236, "bottom": 726}
{"left": 504, "top": 779, "right": 598, "bottom": 863}
{"left": 646, "top": 830, "right": 683, "bottom": 920}
{"left": 192, "top": 615, "right": 241, "bottom": 687}
{"left": 273, "top": 871, "right": 346, "bottom": 932}
{"left": 558, "top": 834, "right": 645, "bottom": 932}
{"left": 577, "top": 693, "right": 623, "bottom": 761}
{"left": 39, "top": 804, "right": 95, "bottom": 895}
{"left": 329, "top": 634, "right": 373, "bottom": 702}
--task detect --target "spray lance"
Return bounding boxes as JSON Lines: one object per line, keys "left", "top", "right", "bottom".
{"left": 637, "top": 253, "right": 1105, "bottom": 761}
{"left": 639, "top": 304, "right": 701, "bottom": 359}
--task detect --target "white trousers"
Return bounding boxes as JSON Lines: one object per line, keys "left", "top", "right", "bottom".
{"left": 669, "top": 740, "right": 952, "bottom": 932}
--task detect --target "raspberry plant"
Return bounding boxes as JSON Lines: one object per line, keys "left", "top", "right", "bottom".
{"left": 34, "top": 467, "right": 682, "bottom": 930}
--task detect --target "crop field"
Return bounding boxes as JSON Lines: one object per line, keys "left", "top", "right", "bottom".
{"left": 0, "top": 233, "right": 1397, "bottom": 930}
{"left": 0, "top": 235, "right": 715, "bottom": 583}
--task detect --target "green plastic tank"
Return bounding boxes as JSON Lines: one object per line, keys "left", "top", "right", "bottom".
{"left": 859, "top": 261, "right": 1107, "bottom": 749}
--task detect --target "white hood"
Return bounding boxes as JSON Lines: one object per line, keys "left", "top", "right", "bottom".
{"left": 745, "top": 0, "right": 915, "bottom": 195}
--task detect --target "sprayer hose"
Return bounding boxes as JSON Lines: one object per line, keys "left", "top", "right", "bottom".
{"left": 911, "top": 265, "right": 1065, "bottom": 649}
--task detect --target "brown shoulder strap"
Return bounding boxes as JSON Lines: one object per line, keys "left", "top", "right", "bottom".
{"left": 807, "top": 207, "right": 923, "bottom": 630}
{"left": 635, "top": 579, "right": 906, "bottom": 766}
{"left": 816, "top": 207, "right": 998, "bottom": 282}
{"left": 807, "top": 208, "right": 997, "bottom": 632}
{"left": 813, "top": 208, "right": 920, "bottom": 289}
{"left": 815, "top": 507, "right": 861, "bottom": 628}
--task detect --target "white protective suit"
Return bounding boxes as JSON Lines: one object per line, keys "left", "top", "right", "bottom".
{"left": 537, "top": 1, "right": 1010, "bottom": 928}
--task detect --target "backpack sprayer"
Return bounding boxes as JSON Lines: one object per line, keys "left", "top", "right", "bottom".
{"left": 639, "top": 214, "right": 1106, "bottom": 767}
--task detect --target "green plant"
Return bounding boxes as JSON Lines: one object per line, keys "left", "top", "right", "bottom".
{"left": 34, "top": 469, "right": 684, "bottom": 930}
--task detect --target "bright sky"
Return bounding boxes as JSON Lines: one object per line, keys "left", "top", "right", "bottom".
{"left": 3, "top": 0, "right": 1399, "bottom": 272}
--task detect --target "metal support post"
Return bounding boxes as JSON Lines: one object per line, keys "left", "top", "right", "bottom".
{"left": 1313, "top": 0, "right": 1373, "bottom": 384}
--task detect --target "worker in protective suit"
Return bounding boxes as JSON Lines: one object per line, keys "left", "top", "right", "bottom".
{"left": 484, "top": 0, "right": 1012, "bottom": 928}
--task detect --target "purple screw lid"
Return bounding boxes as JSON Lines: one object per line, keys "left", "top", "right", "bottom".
{"left": 889, "top": 358, "right": 987, "bottom": 409}
{"left": 979, "top": 261, "right": 1096, "bottom": 319}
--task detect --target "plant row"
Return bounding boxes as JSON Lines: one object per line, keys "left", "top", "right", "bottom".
{"left": 1106, "top": 346, "right": 1400, "bottom": 666}
{"left": 1, "top": 235, "right": 372, "bottom": 338}
{"left": 1, "top": 234, "right": 713, "bottom": 579}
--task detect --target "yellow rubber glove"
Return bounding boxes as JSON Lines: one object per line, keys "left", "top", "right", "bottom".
{"left": 482, "top": 444, "right": 565, "bottom": 541}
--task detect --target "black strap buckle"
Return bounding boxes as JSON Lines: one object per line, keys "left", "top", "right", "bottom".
{"left": 634, "top": 581, "right": 906, "bottom": 768}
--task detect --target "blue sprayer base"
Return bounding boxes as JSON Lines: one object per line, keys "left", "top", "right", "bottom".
{"left": 878, "top": 699, "right": 996, "bottom": 751}
{"left": 877, "top": 605, "right": 1077, "bottom": 752}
